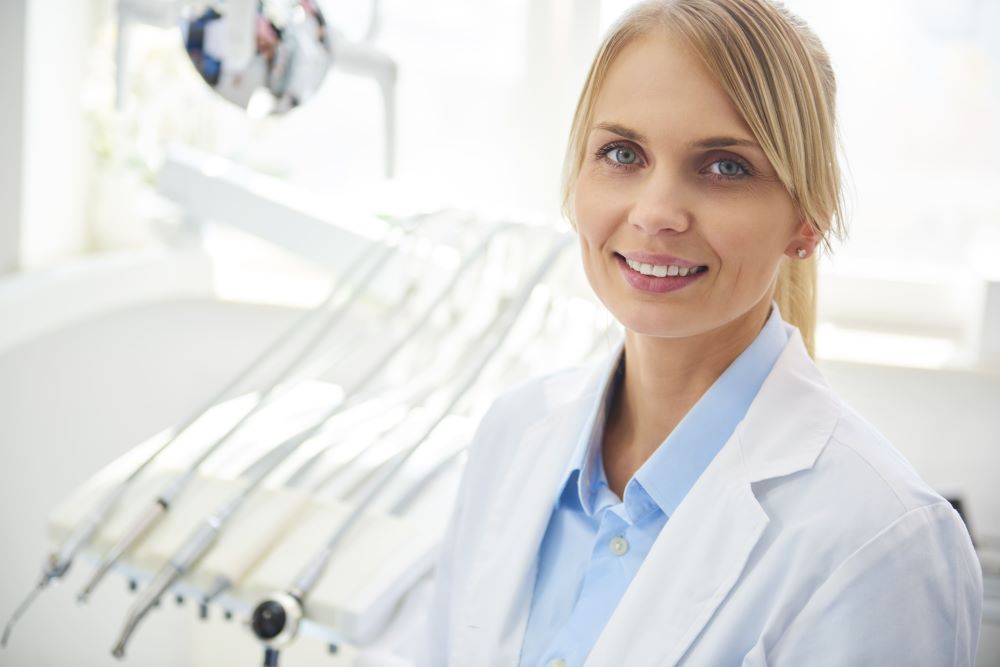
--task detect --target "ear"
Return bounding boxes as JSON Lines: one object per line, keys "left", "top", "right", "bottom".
{"left": 784, "top": 217, "right": 821, "bottom": 259}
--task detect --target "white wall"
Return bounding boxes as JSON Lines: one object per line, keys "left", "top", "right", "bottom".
{"left": 0, "top": 0, "right": 26, "bottom": 274}
{"left": 18, "top": 0, "right": 100, "bottom": 270}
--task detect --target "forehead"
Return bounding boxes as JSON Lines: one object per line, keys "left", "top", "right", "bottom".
{"left": 591, "top": 29, "right": 752, "bottom": 142}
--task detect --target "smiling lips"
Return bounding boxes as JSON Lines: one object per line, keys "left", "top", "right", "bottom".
{"left": 614, "top": 252, "right": 708, "bottom": 293}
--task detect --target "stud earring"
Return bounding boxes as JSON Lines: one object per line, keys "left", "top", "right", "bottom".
{"left": 796, "top": 248, "right": 808, "bottom": 259}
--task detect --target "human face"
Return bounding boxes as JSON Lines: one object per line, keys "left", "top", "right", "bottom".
{"left": 574, "top": 29, "right": 816, "bottom": 340}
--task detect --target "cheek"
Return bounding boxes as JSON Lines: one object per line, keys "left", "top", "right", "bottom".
{"left": 707, "top": 202, "right": 796, "bottom": 278}
{"left": 573, "top": 176, "right": 621, "bottom": 299}
{"left": 573, "top": 170, "right": 625, "bottom": 242}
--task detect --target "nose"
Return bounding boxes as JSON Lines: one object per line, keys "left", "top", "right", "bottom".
{"left": 626, "top": 170, "right": 693, "bottom": 235}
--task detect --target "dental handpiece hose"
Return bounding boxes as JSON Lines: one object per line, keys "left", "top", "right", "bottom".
{"left": 111, "top": 224, "right": 513, "bottom": 654}
{"left": 78, "top": 225, "right": 420, "bottom": 602}
{"left": 380, "top": 297, "right": 562, "bottom": 516}
{"left": 292, "top": 235, "right": 571, "bottom": 603}
{"left": 201, "top": 383, "right": 442, "bottom": 605}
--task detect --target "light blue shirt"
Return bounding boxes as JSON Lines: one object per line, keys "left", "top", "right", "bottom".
{"left": 517, "top": 305, "right": 790, "bottom": 667}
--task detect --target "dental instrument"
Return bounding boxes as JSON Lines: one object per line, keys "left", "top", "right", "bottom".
{"left": 75, "top": 217, "right": 428, "bottom": 603}
{"left": 0, "top": 218, "right": 420, "bottom": 647}
{"left": 108, "top": 222, "right": 514, "bottom": 658}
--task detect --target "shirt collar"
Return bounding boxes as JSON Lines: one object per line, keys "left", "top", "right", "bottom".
{"left": 555, "top": 337, "right": 625, "bottom": 513}
{"left": 557, "top": 302, "right": 790, "bottom": 518}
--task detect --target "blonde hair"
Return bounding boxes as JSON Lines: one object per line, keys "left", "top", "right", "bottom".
{"left": 562, "top": 0, "right": 847, "bottom": 356}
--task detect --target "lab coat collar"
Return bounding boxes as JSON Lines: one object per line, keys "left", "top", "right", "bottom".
{"left": 456, "top": 324, "right": 840, "bottom": 666}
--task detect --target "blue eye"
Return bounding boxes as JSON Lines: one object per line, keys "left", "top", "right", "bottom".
{"left": 596, "top": 142, "right": 643, "bottom": 169}
{"left": 707, "top": 158, "right": 750, "bottom": 178}
{"left": 610, "top": 147, "right": 638, "bottom": 165}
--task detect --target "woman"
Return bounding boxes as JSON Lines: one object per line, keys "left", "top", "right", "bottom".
{"left": 421, "top": 1, "right": 983, "bottom": 665}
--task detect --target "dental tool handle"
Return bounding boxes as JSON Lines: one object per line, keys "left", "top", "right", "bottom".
{"left": 82, "top": 426, "right": 303, "bottom": 600}
{"left": 47, "top": 480, "right": 130, "bottom": 579}
{"left": 79, "top": 500, "right": 166, "bottom": 601}
{"left": 172, "top": 519, "right": 223, "bottom": 573}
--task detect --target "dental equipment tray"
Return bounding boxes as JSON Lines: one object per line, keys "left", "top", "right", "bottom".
{"left": 47, "top": 449, "right": 459, "bottom": 648}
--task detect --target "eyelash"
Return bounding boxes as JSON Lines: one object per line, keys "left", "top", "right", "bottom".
{"left": 593, "top": 141, "right": 754, "bottom": 181}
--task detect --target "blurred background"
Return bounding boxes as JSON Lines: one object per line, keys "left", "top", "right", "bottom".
{"left": 1, "top": 0, "right": 998, "bottom": 665}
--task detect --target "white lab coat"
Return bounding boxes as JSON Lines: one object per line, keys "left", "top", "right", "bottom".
{"left": 409, "top": 324, "right": 983, "bottom": 666}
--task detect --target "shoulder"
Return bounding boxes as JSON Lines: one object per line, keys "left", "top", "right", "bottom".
{"left": 739, "top": 327, "right": 976, "bottom": 581}
{"left": 756, "top": 389, "right": 956, "bottom": 538}
{"left": 743, "top": 327, "right": 959, "bottom": 543}
{"left": 825, "top": 399, "right": 946, "bottom": 512}
{"left": 750, "top": 385, "right": 976, "bottom": 590}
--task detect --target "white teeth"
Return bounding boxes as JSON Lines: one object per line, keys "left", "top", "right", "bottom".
{"left": 624, "top": 257, "right": 702, "bottom": 277}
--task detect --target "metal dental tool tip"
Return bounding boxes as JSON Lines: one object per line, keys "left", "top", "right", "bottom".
{"left": 110, "top": 559, "right": 185, "bottom": 660}
{"left": 4, "top": 488, "right": 129, "bottom": 643}
{"left": 2, "top": 580, "right": 45, "bottom": 648}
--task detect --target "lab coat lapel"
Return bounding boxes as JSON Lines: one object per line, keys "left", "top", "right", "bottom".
{"left": 585, "top": 328, "right": 839, "bottom": 666}
{"left": 456, "top": 353, "right": 622, "bottom": 665}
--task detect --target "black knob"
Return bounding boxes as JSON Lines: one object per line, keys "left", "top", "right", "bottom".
{"left": 251, "top": 600, "right": 287, "bottom": 640}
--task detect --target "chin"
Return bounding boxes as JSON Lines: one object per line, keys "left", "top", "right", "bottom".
{"left": 609, "top": 303, "right": 707, "bottom": 339}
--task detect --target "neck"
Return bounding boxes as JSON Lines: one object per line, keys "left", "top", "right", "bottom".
{"left": 607, "top": 297, "right": 773, "bottom": 461}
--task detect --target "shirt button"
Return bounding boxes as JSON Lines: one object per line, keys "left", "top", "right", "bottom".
{"left": 547, "top": 659, "right": 567, "bottom": 667}
{"left": 609, "top": 535, "right": 629, "bottom": 556}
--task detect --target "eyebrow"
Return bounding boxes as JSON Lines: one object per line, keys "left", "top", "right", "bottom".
{"left": 590, "top": 122, "right": 761, "bottom": 151}
{"left": 690, "top": 136, "right": 761, "bottom": 150}
{"left": 592, "top": 122, "right": 649, "bottom": 144}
